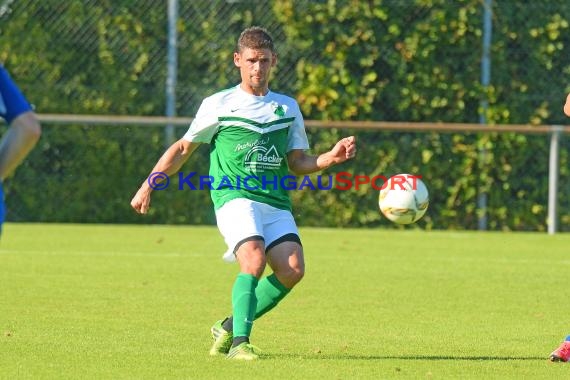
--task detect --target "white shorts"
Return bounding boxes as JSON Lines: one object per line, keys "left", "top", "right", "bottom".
{"left": 215, "top": 198, "right": 300, "bottom": 262}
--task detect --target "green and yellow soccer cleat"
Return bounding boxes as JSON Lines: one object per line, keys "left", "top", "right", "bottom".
{"left": 226, "top": 342, "right": 260, "bottom": 360}
{"left": 209, "top": 320, "right": 233, "bottom": 356}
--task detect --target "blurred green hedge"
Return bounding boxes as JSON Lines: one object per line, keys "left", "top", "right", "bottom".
{"left": 3, "top": 0, "right": 570, "bottom": 230}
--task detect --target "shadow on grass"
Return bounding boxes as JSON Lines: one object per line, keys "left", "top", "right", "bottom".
{"left": 273, "top": 354, "right": 545, "bottom": 361}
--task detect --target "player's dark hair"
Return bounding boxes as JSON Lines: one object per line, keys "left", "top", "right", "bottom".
{"left": 236, "top": 26, "right": 275, "bottom": 53}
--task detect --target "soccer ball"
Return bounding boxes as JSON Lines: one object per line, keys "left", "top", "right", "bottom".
{"left": 378, "top": 174, "right": 429, "bottom": 225}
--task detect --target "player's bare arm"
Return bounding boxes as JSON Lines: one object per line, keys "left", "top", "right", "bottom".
{"left": 564, "top": 93, "right": 570, "bottom": 117}
{"left": 131, "top": 139, "right": 200, "bottom": 214}
{"left": 287, "top": 136, "right": 356, "bottom": 175}
{"left": 0, "top": 111, "right": 41, "bottom": 180}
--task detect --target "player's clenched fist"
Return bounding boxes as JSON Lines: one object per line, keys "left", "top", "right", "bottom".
{"left": 131, "top": 188, "right": 151, "bottom": 214}
{"left": 330, "top": 136, "right": 356, "bottom": 163}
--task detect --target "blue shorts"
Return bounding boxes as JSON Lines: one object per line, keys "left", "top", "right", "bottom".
{"left": 0, "top": 65, "right": 33, "bottom": 124}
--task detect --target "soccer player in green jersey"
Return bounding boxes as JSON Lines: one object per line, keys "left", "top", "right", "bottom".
{"left": 131, "top": 26, "right": 356, "bottom": 360}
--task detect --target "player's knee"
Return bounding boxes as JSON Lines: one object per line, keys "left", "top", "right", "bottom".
{"left": 238, "top": 258, "right": 267, "bottom": 278}
{"left": 290, "top": 265, "right": 305, "bottom": 285}
{"left": 278, "top": 264, "right": 305, "bottom": 288}
{"left": 236, "top": 244, "right": 267, "bottom": 278}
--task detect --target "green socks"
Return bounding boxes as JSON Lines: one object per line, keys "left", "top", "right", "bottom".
{"left": 224, "top": 273, "right": 290, "bottom": 334}
{"left": 232, "top": 273, "right": 258, "bottom": 338}
{"left": 254, "top": 273, "right": 290, "bottom": 319}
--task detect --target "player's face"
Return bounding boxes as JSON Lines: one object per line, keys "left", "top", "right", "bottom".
{"left": 234, "top": 47, "right": 276, "bottom": 96}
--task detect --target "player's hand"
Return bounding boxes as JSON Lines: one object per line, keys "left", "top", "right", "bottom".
{"left": 331, "top": 136, "right": 356, "bottom": 163}
{"left": 131, "top": 187, "right": 152, "bottom": 214}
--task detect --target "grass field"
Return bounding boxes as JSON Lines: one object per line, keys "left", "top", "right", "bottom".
{"left": 2, "top": 223, "right": 570, "bottom": 379}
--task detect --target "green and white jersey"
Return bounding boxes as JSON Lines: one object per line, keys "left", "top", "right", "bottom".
{"left": 182, "top": 85, "right": 309, "bottom": 211}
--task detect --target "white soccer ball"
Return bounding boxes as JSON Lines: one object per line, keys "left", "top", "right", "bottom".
{"left": 378, "top": 174, "right": 429, "bottom": 225}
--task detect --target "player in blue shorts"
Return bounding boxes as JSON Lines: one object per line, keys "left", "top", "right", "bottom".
{"left": 0, "top": 65, "right": 42, "bottom": 233}
{"left": 549, "top": 93, "right": 570, "bottom": 362}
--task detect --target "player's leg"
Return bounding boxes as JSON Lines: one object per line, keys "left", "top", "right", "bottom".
{"left": 256, "top": 238, "right": 304, "bottom": 317}
{"left": 224, "top": 236, "right": 304, "bottom": 361}
{"left": 255, "top": 206, "right": 305, "bottom": 315}
{"left": 231, "top": 239, "right": 265, "bottom": 343}
{"left": 211, "top": 198, "right": 265, "bottom": 359}
{"left": 219, "top": 210, "right": 303, "bottom": 331}
{"left": 221, "top": 240, "right": 302, "bottom": 360}
{"left": 225, "top": 238, "right": 265, "bottom": 360}
{"left": 266, "top": 237, "right": 304, "bottom": 287}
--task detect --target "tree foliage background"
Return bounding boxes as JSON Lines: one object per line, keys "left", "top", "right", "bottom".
{"left": 2, "top": 0, "right": 570, "bottom": 231}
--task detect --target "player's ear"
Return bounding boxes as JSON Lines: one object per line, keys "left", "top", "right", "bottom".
{"left": 271, "top": 52, "right": 277, "bottom": 67}
{"left": 234, "top": 52, "right": 241, "bottom": 68}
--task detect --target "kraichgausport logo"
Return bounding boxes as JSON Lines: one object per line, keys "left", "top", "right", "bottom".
{"left": 147, "top": 172, "right": 422, "bottom": 191}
